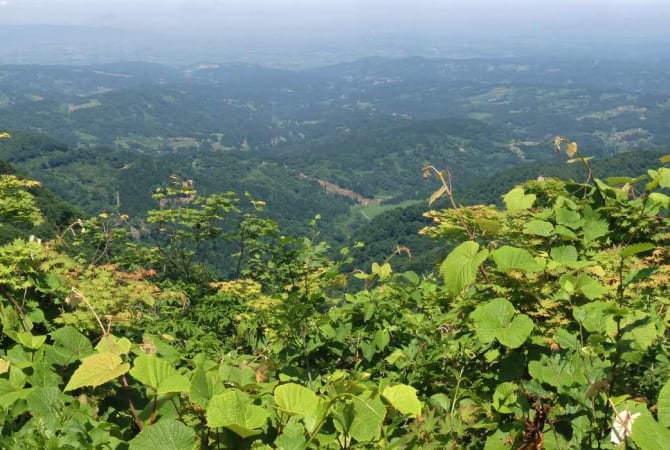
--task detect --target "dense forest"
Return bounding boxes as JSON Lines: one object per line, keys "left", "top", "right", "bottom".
{"left": 1, "top": 53, "right": 670, "bottom": 448}
{"left": 3, "top": 56, "right": 670, "bottom": 271}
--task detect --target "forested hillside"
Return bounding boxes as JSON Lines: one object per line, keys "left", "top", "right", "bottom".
{"left": 2, "top": 50, "right": 670, "bottom": 448}
{"left": 0, "top": 128, "right": 669, "bottom": 447}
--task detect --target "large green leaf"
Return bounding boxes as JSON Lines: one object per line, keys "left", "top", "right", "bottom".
{"left": 491, "top": 246, "right": 542, "bottom": 273}
{"left": 471, "top": 298, "right": 533, "bottom": 349}
{"left": 648, "top": 192, "right": 670, "bottom": 209}
{"left": 440, "top": 241, "right": 488, "bottom": 295}
{"left": 48, "top": 326, "right": 93, "bottom": 365}
{"left": 26, "top": 387, "right": 63, "bottom": 431}
{"left": 620, "top": 243, "right": 655, "bottom": 258}
{"left": 657, "top": 377, "right": 670, "bottom": 427}
{"left": 573, "top": 301, "right": 611, "bottom": 334}
{"left": 575, "top": 274, "right": 608, "bottom": 300}
{"left": 626, "top": 401, "right": 670, "bottom": 449}
{"left": 523, "top": 220, "right": 554, "bottom": 236}
{"left": 646, "top": 167, "right": 670, "bottom": 190}
{"left": 0, "top": 379, "right": 29, "bottom": 409}
{"left": 64, "top": 352, "right": 130, "bottom": 391}
{"left": 484, "top": 428, "right": 518, "bottom": 450}
{"left": 95, "top": 335, "right": 132, "bottom": 355}
{"left": 274, "top": 383, "right": 323, "bottom": 434}
{"left": 130, "top": 355, "right": 183, "bottom": 393}
{"left": 206, "top": 389, "right": 269, "bottom": 438}
{"left": 274, "top": 417, "right": 307, "bottom": 450}
{"left": 492, "top": 382, "right": 525, "bottom": 415}
{"left": 15, "top": 332, "right": 46, "bottom": 350}
{"left": 503, "top": 187, "right": 536, "bottom": 211}
{"left": 582, "top": 206, "right": 609, "bottom": 242}
{"left": 555, "top": 207, "right": 582, "bottom": 229}
{"left": 129, "top": 419, "right": 198, "bottom": 450}
{"left": 382, "top": 384, "right": 422, "bottom": 418}
{"left": 189, "top": 367, "right": 214, "bottom": 408}
{"left": 349, "top": 395, "right": 386, "bottom": 442}
{"left": 528, "top": 354, "right": 583, "bottom": 388}
{"left": 157, "top": 374, "right": 191, "bottom": 396}
{"left": 219, "top": 364, "right": 257, "bottom": 387}
{"left": 550, "top": 245, "right": 578, "bottom": 264}
{"left": 608, "top": 311, "right": 658, "bottom": 352}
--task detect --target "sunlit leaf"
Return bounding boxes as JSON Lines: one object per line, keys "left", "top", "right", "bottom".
{"left": 129, "top": 419, "right": 198, "bottom": 450}
{"left": 471, "top": 298, "right": 533, "bottom": 349}
{"left": 383, "top": 384, "right": 422, "bottom": 418}
{"left": 503, "top": 187, "right": 536, "bottom": 211}
{"left": 440, "top": 241, "right": 489, "bottom": 295}
{"left": 64, "top": 352, "right": 130, "bottom": 391}
{"left": 206, "top": 389, "right": 269, "bottom": 437}
{"left": 492, "top": 245, "right": 543, "bottom": 272}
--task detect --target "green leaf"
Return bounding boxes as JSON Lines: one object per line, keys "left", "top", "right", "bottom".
{"left": 567, "top": 156, "right": 593, "bottom": 163}
{"left": 26, "top": 387, "right": 63, "bottom": 431}
{"left": 471, "top": 298, "right": 534, "bottom": 349}
{"left": 624, "top": 267, "right": 659, "bottom": 288}
{"left": 646, "top": 168, "right": 670, "bottom": 191}
{"left": 0, "top": 376, "right": 29, "bottom": 409}
{"left": 553, "top": 225, "right": 578, "bottom": 240}
{"left": 373, "top": 330, "right": 390, "bottom": 351}
{"left": 492, "top": 382, "right": 525, "bottom": 414}
{"left": 658, "top": 378, "right": 670, "bottom": 427}
{"left": 206, "top": 389, "right": 269, "bottom": 438}
{"left": 130, "top": 355, "right": 183, "bottom": 393}
{"left": 349, "top": 395, "right": 386, "bottom": 442}
{"left": 583, "top": 218, "right": 609, "bottom": 243}
{"left": 15, "top": 332, "right": 46, "bottom": 350}
{"left": 189, "top": 367, "right": 214, "bottom": 408}
{"left": 274, "top": 417, "right": 307, "bottom": 450}
{"left": 611, "top": 312, "right": 658, "bottom": 352}
{"left": 484, "top": 428, "right": 519, "bottom": 450}
{"left": 491, "top": 246, "right": 543, "bottom": 273}
{"left": 607, "top": 176, "right": 638, "bottom": 185}
{"left": 575, "top": 274, "right": 608, "bottom": 300}
{"left": 574, "top": 301, "right": 611, "bottom": 333}
{"left": 429, "top": 393, "right": 451, "bottom": 412}
{"left": 157, "top": 374, "right": 191, "bottom": 396}
{"left": 219, "top": 364, "right": 257, "bottom": 387}
{"left": 555, "top": 208, "right": 582, "bottom": 229}
{"left": 129, "top": 419, "right": 198, "bottom": 450}
{"left": 383, "top": 384, "right": 422, "bottom": 418}
{"left": 620, "top": 243, "right": 655, "bottom": 258}
{"left": 64, "top": 352, "right": 130, "bottom": 391}
{"left": 657, "top": 167, "right": 670, "bottom": 188}
{"left": 275, "top": 383, "right": 323, "bottom": 433}
{"left": 648, "top": 192, "right": 670, "bottom": 209}
{"left": 629, "top": 402, "right": 670, "bottom": 449}
{"left": 49, "top": 326, "right": 93, "bottom": 364}
{"left": 553, "top": 329, "right": 580, "bottom": 352}
{"left": 528, "top": 354, "right": 582, "bottom": 388}
{"left": 440, "top": 241, "right": 488, "bottom": 295}
{"left": 550, "top": 245, "right": 578, "bottom": 264}
{"left": 0, "top": 358, "right": 8, "bottom": 375}
{"left": 503, "top": 187, "right": 536, "bottom": 211}
{"left": 95, "top": 335, "right": 132, "bottom": 355}
{"left": 385, "top": 349, "right": 406, "bottom": 365}
{"left": 523, "top": 220, "right": 554, "bottom": 236}
{"left": 361, "top": 341, "right": 377, "bottom": 362}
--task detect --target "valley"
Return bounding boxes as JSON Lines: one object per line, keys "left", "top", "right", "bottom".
{"left": 1, "top": 54, "right": 669, "bottom": 272}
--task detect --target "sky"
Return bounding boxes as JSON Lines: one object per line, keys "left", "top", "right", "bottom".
{"left": 1, "top": 0, "right": 670, "bottom": 40}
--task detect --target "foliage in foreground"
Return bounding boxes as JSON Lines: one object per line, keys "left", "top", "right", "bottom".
{"left": 0, "top": 132, "right": 669, "bottom": 448}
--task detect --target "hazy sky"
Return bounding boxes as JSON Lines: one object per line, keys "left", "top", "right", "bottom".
{"left": 1, "top": 0, "right": 670, "bottom": 39}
